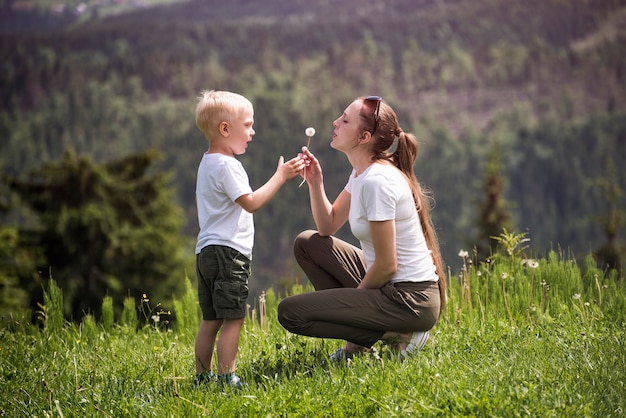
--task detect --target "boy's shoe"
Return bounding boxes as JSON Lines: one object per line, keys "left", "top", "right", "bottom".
{"left": 400, "top": 331, "right": 429, "bottom": 359}
{"left": 217, "top": 372, "right": 244, "bottom": 388}
{"left": 193, "top": 371, "right": 214, "bottom": 385}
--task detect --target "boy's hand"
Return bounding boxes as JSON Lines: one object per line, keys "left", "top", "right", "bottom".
{"left": 277, "top": 155, "right": 305, "bottom": 181}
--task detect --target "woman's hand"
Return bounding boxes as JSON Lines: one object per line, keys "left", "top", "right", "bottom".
{"left": 298, "top": 146, "right": 323, "bottom": 186}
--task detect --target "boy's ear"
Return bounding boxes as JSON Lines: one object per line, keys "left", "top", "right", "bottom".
{"left": 218, "top": 121, "right": 229, "bottom": 137}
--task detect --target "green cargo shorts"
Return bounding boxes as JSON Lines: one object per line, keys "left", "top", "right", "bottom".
{"left": 196, "top": 245, "right": 250, "bottom": 320}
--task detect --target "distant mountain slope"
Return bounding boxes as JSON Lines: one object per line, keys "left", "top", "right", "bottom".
{"left": 7, "top": 0, "right": 622, "bottom": 51}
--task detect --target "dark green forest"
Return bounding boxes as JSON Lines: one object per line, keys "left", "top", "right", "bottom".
{"left": 1, "top": 0, "right": 625, "bottom": 320}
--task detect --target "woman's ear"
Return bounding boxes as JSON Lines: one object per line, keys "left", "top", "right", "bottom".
{"left": 359, "top": 130, "right": 372, "bottom": 144}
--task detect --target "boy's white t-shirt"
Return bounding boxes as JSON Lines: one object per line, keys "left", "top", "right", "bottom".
{"left": 345, "top": 163, "right": 437, "bottom": 283}
{"left": 195, "top": 153, "right": 254, "bottom": 259}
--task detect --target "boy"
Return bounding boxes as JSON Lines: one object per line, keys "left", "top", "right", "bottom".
{"left": 193, "top": 90, "right": 304, "bottom": 387}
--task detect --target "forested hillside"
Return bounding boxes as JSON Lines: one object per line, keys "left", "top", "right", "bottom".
{"left": 1, "top": 0, "right": 625, "bottom": 319}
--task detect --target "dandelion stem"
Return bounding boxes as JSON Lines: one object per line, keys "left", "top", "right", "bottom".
{"left": 594, "top": 274, "right": 602, "bottom": 306}
{"left": 502, "top": 277, "right": 515, "bottom": 328}
{"left": 299, "top": 136, "right": 312, "bottom": 188}
{"left": 527, "top": 271, "right": 534, "bottom": 323}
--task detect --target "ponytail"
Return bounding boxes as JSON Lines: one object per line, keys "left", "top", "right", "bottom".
{"left": 395, "top": 132, "right": 447, "bottom": 317}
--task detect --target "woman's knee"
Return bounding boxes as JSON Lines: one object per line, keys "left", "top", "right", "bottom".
{"left": 277, "top": 297, "right": 297, "bottom": 331}
{"left": 293, "top": 229, "right": 319, "bottom": 261}
{"left": 294, "top": 229, "right": 317, "bottom": 250}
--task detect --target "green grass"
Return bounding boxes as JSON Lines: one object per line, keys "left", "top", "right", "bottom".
{"left": 1, "top": 251, "right": 625, "bottom": 417}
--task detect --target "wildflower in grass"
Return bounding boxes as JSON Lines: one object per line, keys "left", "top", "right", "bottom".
{"left": 459, "top": 249, "right": 469, "bottom": 258}
{"left": 154, "top": 346, "right": 159, "bottom": 351}
{"left": 523, "top": 259, "right": 539, "bottom": 323}
{"left": 540, "top": 281, "right": 549, "bottom": 313}
{"left": 501, "top": 272, "right": 514, "bottom": 327}
{"left": 572, "top": 294, "right": 589, "bottom": 322}
{"left": 152, "top": 315, "right": 160, "bottom": 323}
{"left": 523, "top": 259, "right": 539, "bottom": 269}
{"left": 259, "top": 291, "right": 267, "bottom": 330}
{"left": 143, "top": 294, "right": 149, "bottom": 302}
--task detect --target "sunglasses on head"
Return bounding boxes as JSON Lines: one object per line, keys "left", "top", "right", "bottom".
{"left": 362, "top": 95, "right": 382, "bottom": 135}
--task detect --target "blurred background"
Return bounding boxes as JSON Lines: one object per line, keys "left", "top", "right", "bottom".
{"left": 1, "top": 0, "right": 624, "bottom": 321}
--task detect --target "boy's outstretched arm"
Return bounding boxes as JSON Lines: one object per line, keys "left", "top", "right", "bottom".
{"left": 236, "top": 155, "right": 304, "bottom": 213}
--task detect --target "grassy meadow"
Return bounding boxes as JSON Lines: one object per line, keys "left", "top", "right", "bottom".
{"left": 1, "top": 245, "right": 625, "bottom": 417}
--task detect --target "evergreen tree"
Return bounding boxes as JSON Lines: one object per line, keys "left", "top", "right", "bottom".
{"left": 5, "top": 150, "right": 185, "bottom": 320}
{"left": 0, "top": 183, "right": 36, "bottom": 318}
{"left": 593, "top": 156, "right": 625, "bottom": 276}
{"left": 475, "top": 140, "right": 513, "bottom": 261}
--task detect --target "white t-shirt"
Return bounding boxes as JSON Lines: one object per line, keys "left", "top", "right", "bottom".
{"left": 195, "top": 153, "right": 254, "bottom": 259}
{"left": 345, "top": 163, "right": 437, "bottom": 283}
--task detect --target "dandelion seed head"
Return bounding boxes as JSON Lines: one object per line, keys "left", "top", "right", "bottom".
{"left": 476, "top": 271, "right": 482, "bottom": 276}
{"left": 527, "top": 260, "right": 539, "bottom": 268}
{"left": 305, "top": 127, "right": 316, "bottom": 137}
{"left": 584, "top": 302, "right": 590, "bottom": 306}
{"left": 151, "top": 315, "right": 160, "bottom": 323}
{"left": 501, "top": 272, "right": 508, "bottom": 279}
{"left": 458, "top": 250, "right": 469, "bottom": 258}
{"left": 573, "top": 293, "right": 581, "bottom": 300}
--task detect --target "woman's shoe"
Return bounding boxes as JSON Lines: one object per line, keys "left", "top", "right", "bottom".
{"left": 400, "top": 331, "right": 429, "bottom": 358}
{"left": 329, "top": 343, "right": 371, "bottom": 362}
{"left": 329, "top": 347, "right": 348, "bottom": 362}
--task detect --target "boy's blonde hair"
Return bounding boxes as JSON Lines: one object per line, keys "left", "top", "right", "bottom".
{"left": 195, "top": 90, "right": 253, "bottom": 141}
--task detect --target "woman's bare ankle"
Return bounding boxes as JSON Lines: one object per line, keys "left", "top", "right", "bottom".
{"left": 381, "top": 332, "right": 411, "bottom": 351}
{"left": 345, "top": 341, "right": 369, "bottom": 354}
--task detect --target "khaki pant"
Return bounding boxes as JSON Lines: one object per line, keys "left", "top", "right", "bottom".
{"left": 278, "top": 230, "right": 440, "bottom": 348}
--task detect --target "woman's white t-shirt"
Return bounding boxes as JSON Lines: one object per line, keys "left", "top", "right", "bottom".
{"left": 345, "top": 163, "right": 437, "bottom": 283}
{"left": 195, "top": 153, "right": 254, "bottom": 259}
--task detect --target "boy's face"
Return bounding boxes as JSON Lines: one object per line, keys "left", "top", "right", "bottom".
{"left": 216, "top": 106, "right": 255, "bottom": 156}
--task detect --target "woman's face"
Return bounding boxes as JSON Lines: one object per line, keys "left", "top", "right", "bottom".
{"left": 331, "top": 100, "right": 363, "bottom": 152}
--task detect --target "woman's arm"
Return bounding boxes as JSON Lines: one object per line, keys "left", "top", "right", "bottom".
{"left": 357, "top": 220, "right": 398, "bottom": 289}
{"left": 301, "top": 147, "right": 350, "bottom": 236}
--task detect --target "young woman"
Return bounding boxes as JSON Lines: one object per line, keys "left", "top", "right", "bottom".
{"left": 278, "top": 96, "right": 446, "bottom": 360}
